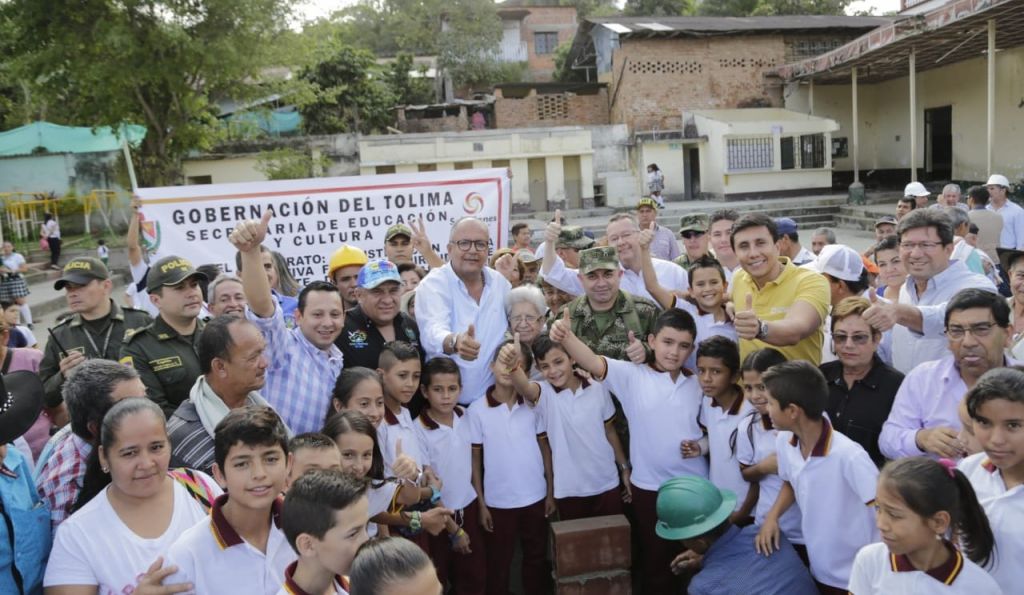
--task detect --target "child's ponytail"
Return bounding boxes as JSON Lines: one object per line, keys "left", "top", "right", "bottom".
{"left": 949, "top": 465, "right": 995, "bottom": 568}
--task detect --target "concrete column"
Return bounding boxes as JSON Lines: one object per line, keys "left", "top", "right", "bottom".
{"left": 580, "top": 154, "right": 595, "bottom": 208}
{"left": 509, "top": 158, "right": 531, "bottom": 211}
{"left": 852, "top": 67, "right": 859, "bottom": 184}
{"left": 395, "top": 164, "right": 417, "bottom": 174}
{"left": 809, "top": 79, "right": 815, "bottom": 115}
{"left": 909, "top": 48, "right": 917, "bottom": 181}
{"left": 472, "top": 160, "right": 491, "bottom": 170}
{"left": 435, "top": 161, "right": 454, "bottom": 171}
{"left": 544, "top": 155, "right": 566, "bottom": 210}
{"left": 987, "top": 18, "right": 996, "bottom": 176}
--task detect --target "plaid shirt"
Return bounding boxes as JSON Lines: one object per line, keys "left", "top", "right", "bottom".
{"left": 247, "top": 304, "right": 343, "bottom": 434}
{"left": 35, "top": 427, "right": 91, "bottom": 530}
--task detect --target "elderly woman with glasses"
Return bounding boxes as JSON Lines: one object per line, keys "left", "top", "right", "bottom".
{"left": 504, "top": 285, "right": 548, "bottom": 348}
{"left": 818, "top": 296, "right": 904, "bottom": 467}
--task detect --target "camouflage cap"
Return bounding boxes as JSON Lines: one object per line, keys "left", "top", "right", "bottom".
{"left": 146, "top": 256, "right": 208, "bottom": 292}
{"left": 385, "top": 223, "right": 413, "bottom": 242}
{"left": 578, "top": 246, "right": 620, "bottom": 275}
{"left": 557, "top": 225, "right": 595, "bottom": 250}
{"left": 54, "top": 257, "right": 110, "bottom": 290}
{"left": 679, "top": 214, "right": 709, "bottom": 234}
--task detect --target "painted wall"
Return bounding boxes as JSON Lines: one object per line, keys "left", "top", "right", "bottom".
{"left": 0, "top": 151, "right": 127, "bottom": 195}
{"left": 784, "top": 45, "right": 1024, "bottom": 183}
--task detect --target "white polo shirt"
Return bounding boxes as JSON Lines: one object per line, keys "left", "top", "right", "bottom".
{"left": 735, "top": 412, "right": 803, "bottom": 544}
{"left": 959, "top": 452, "right": 1024, "bottom": 593}
{"left": 699, "top": 393, "right": 754, "bottom": 512}
{"left": 414, "top": 407, "right": 477, "bottom": 510}
{"left": 534, "top": 376, "right": 619, "bottom": 499}
{"left": 849, "top": 542, "right": 1001, "bottom": 595}
{"left": 378, "top": 406, "right": 426, "bottom": 476}
{"left": 601, "top": 358, "right": 708, "bottom": 491}
{"left": 777, "top": 419, "right": 880, "bottom": 589}
{"left": 277, "top": 561, "right": 349, "bottom": 595}
{"left": 366, "top": 480, "right": 400, "bottom": 538}
{"left": 672, "top": 298, "right": 737, "bottom": 372}
{"left": 467, "top": 388, "right": 547, "bottom": 509}
{"left": 166, "top": 494, "right": 296, "bottom": 595}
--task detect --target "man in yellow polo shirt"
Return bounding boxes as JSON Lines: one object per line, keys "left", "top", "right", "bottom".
{"left": 729, "top": 214, "right": 830, "bottom": 363}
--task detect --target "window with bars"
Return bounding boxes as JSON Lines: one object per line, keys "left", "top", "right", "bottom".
{"left": 534, "top": 32, "right": 559, "bottom": 55}
{"left": 726, "top": 137, "right": 774, "bottom": 171}
{"left": 781, "top": 134, "right": 826, "bottom": 170}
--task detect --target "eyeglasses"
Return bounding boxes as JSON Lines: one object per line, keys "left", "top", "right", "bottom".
{"left": 681, "top": 231, "right": 706, "bottom": 239}
{"left": 510, "top": 314, "right": 543, "bottom": 325}
{"left": 833, "top": 333, "right": 872, "bottom": 345}
{"left": 945, "top": 322, "right": 996, "bottom": 340}
{"left": 899, "top": 241, "right": 943, "bottom": 252}
{"left": 454, "top": 240, "right": 488, "bottom": 252}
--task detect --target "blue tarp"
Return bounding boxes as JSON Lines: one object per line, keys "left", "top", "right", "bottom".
{"left": 0, "top": 121, "right": 146, "bottom": 157}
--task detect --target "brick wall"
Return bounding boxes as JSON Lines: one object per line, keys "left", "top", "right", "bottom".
{"left": 494, "top": 88, "right": 609, "bottom": 128}
{"left": 610, "top": 35, "right": 787, "bottom": 131}
{"left": 521, "top": 6, "right": 578, "bottom": 81}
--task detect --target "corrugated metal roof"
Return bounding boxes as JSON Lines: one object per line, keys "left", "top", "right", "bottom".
{"left": 589, "top": 15, "right": 891, "bottom": 36}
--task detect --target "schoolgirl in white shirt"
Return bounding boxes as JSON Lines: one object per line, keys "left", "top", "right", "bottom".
{"left": 850, "top": 457, "right": 1000, "bottom": 594}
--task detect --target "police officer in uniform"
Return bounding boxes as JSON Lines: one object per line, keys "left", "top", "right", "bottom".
{"left": 120, "top": 256, "right": 207, "bottom": 417}
{"left": 40, "top": 257, "right": 152, "bottom": 419}
{"left": 563, "top": 246, "right": 659, "bottom": 362}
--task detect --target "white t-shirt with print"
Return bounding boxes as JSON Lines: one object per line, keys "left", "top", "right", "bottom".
{"left": 44, "top": 475, "right": 220, "bottom": 593}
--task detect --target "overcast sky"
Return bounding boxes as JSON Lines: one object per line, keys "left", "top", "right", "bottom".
{"left": 295, "top": 0, "right": 902, "bottom": 23}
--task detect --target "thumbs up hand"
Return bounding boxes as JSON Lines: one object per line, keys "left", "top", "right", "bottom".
{"left": 625, "top": 329, "right": 647, "bottom": 364}
{"left": 862, "top": 290, "right": 898, "bottom": 332}
{"left": 229, "top": 209, "right": 273, "bottom": 253}
{"left": 549, "top": 307, "right": 572, "bottom": 342}
{"left": 455, "top": 324, "right": 481, "bottom": 361}
{"left": 497, "top": 333, "right": 522, "bottom": 371}
{"left": 638, "top": 221, "right": 655, "bottom": 250}
{"left": 545, "top": 209, "right": 563, "bottom": 245}
{"left": 391, "top": 438, "right": 420, "bottom": 483}
{"left": 734, "top": 294, "right": 761, "bottom": 340}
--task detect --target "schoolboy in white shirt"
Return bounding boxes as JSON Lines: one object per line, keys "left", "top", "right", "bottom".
{"left": 754, "top": 361, "right": 879, "bottom": 594}
{"left": 468, "top": 339, "right": 551, "bottom": 595}
{"left": 414, "top": 356, "right": 485, "bottom": 594}
{"left": 499, "top": 333, "right": 630, "bottom": 520}
{"left": 376, "top": 341, "right": 426, "bottom": 476}
{"left": 550, "top": 307, "right": 706, "bottom": 594}
{"left": 695, "top": 336, "right": 756, "bottom": 523}
{"left": 277, "top": 470, "right": 370, "bottom": 595}
{"left": 166, "top": 406, "right": 295, "bottom": 595}
{"left": 960, "top": 366, "right": 1024, "bottom": 593}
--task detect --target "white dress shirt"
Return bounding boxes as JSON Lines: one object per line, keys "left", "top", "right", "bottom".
{"left": 988, "top": 199, "right": 1024, "bottom": 249}
{"left": 417, "top": 264, "right": 511, "bottom": 404}
{"left": 892, "top": 260, "right": 996, "bottom": 374}
{"left": 879, "top": 354, "right": 1017, "bottom": 459}
{"left": 543, "top": 253, "right": 689, "bottom": 303}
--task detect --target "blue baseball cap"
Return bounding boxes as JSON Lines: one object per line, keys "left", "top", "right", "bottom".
{"left": 357, "top": 259, "right": 401, "bottom": 289}
{"left": 773, "top": 217, "right": 798, "bottom": 236}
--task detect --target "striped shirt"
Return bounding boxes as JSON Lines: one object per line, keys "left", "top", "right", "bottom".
{"left": 247, "top": 304, "right": 344, "bottom": 434}
{"left": 167, "top": 400, "right": 216, "bottom": 474}
{"left": 35, "top": 429, "right": 91, "bottom": 530}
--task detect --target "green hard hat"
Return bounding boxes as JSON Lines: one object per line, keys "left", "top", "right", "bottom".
{"left": 655, "top": 476, "right": 736, "bottom": 541}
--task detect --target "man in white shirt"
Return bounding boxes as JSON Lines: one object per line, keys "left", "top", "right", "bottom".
{"left": 636, "top": 198, "right": 680, "bottom": 261}
{"left": 986, "top": 174, "right": 1024, "bottom": 250}
{"left": 880, "top": 288, "right": 1015, "bottom": 460}
{"left": 773, "top": 218, "right": 815, "bottom": 266}
{"left": 541, "top": 212, "right": 689, "bottom": 303}
{"left": 863, "top": 208, "right": 996, "bottom": 373}
{"left": 416, "top": 217, "right": 512, "bottom": 404}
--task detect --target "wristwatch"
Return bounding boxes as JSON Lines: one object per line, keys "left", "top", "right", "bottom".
{"left": 618, "top": 462, "right": 632, "bottom": 472}
{"left": 755, "top": 320, "right": 769, "bottom": 340}
{"left": 430, "top": 485, "right": 442, "bottom": 505}
{"left": 408, "top": 511, "right": 422, "bottom": 532}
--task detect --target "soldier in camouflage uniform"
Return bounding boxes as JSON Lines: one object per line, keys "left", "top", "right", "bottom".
{"left": 563, "top": 246, "right": 659, "bottom": 362}
{"left": 553, "top": 225, "right": 594, "bottom": 269}
{"left": 672, "top": 213, "right": 711, "bottom": 269}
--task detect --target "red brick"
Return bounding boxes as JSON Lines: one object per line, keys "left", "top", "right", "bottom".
{"left": 556, "top": 571, "right": 632, "bottom": 595}
{"left": 551, "top": 514, "right": 631, "bottom": 578}
{"left": 494, "top": 87, "right": 609, "bottom": 129}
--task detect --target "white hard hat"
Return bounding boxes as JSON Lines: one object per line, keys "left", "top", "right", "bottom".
{"left": 986, "top": 174, "right": 1010, "bottom": 188}
{"left": 802, "top": 244, "right": 864, "bottom": 282}
{"left": 904, "top": 182, "right": 930, "bottom": 197}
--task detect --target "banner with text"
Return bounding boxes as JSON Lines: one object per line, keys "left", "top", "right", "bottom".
{"left": 135, "top": 169, "right": 510, "bottom": 286}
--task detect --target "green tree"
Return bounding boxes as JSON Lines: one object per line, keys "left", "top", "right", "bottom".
{"left": 698, "top": 0, "right": 849, "bottom": 15}
{"left": 386, "top": 53, "right": 436, "bottom": 106}
{"left": 296, "top": 45, "right": 395, "bottom": 135}
{"left": 624, "top": 0, "right": 694, "bottom": 17}
{"left": 560, "top": 0, "right": 620, "bottom": 19}
{"left": 553, "top": 41, "right": 587, "bottom": 83}
{"left": 256, "top": 147, "right": 331, "bottom": 180}
{"left": 2, "top": 0, "right": 295, "bottom": 186}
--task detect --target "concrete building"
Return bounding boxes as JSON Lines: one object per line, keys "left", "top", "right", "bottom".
{"left": 776, "top": 0, "right": 1024, "bottom": 187}
{"left": 563, "top": 15, "right": 887, "bottom": 200}
{"left": 182, "top": 134, "right": 360, "bottom": 185}
{"left": 497, "top": 0, "right": 579, "bottom": 82}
